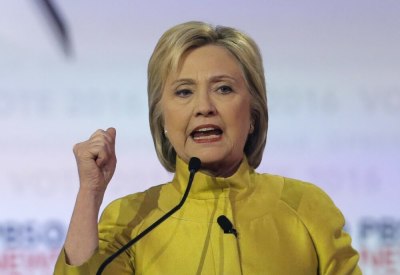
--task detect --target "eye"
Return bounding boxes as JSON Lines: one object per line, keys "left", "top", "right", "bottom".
{"left": 217, "top": 85, "right": 233, "bottom": 94}
{"left": 175, "top": 89, "right": 192, "bottom": 97}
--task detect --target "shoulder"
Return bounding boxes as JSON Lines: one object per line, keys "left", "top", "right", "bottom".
{"left": 253, "top": 172, "right": 345, "bottom": 229}
{"left": 280, "top": 177, "right": 339, "bottom": 211}
{"left": 99, "top": 183, "right": 168, "bottom": 227}
{"left": 274, "top": 176, "right": 351, "bottom": 259}
{"left": 253, "top": 172, "right": 361, "bottom": 273}
{"left": 278, "top": 177, "right": 345, "bottom": 229}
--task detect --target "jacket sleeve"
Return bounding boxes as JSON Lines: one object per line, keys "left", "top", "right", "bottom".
{"left": 54, "top": 196, "right": 140, "bottom": 275}
{"left": 282, "top": 178, "right": 362, "bottom": 275}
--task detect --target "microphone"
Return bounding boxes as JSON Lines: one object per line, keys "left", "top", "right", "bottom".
{"left": 217, "top": 215, "right": 238, "bottom": 238}
{"left": 96, "top": 157, "right": 201, "bottom": 275}
{"left": 188, "top": 157, "right": 201, "bottom": 173}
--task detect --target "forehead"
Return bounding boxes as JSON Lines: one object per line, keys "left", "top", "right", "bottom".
{"left": 169, "top": 45, "right": 245, "bottom": 81}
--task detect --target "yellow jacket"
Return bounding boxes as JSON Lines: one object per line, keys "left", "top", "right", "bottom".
{"left": 55, "top": 157, "right": 361, "bottom": 274}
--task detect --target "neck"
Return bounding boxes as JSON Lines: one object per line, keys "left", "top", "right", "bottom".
{"left": 200, "top": 158, "right": 243, "bottom": 178}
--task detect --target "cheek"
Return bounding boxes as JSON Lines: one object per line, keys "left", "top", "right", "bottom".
{"left": 231, "top": 100, "right": 251, "bottom": 125}
{"left": 162, "top": 102, "right": 177, "bottom": 128}
{"left": 229, "top": 102, "right": 252, "bottom": 142}
{"left": 162, "top": 105, "right": 190, "bottom": 148}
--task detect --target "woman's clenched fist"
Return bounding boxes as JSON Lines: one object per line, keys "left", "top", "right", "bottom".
{"left": 73, "top": 127, "right": 117, "bottom": 193}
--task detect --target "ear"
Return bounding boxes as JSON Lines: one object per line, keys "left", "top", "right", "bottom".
{"left": 249, "top": 119, "right": 255, "bottom": 134}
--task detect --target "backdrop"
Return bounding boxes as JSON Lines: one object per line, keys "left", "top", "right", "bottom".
{"left": 1, "top": 1, "right": 399, "bottom": 274}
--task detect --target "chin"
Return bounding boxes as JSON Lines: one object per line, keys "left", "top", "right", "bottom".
{"left": 194, "top": 154, "right": 233, "bottom": 173}
{"left": 189, "top": 149, "right": 227, "bottom": 164}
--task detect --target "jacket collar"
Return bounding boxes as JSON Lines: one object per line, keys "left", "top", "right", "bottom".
{"left": 171, "top": 156, "right": 255, "bottom": 201}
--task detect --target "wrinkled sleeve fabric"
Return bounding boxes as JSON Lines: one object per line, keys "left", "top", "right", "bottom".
{"left": 54, "top": 195, "right": 142, "bottom": 275}
{"left": 281, "top": 178, "right": 362, "bottom": 275}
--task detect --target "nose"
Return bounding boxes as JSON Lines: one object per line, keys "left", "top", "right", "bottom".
{"left": 195, "top": 91, "right": 217, "bottom": 117}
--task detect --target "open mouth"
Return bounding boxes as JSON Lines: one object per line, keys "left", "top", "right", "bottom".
{"left": 190, "top": 126, "right": 223, "bottom": 142}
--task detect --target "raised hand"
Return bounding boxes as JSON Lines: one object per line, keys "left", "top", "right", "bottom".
{"left": 64, "top": 127, "right": 117, "bottom": 265}
{"left": 73, "top": 127, "right": 117, "bottom": 193}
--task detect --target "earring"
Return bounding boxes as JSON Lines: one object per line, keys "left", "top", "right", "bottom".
{"left": 164, "top": 129, "right": 168, "bottom": 136}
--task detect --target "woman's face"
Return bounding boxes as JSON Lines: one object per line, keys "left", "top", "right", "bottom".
{"left": 161, "top": 45, "right": 252, "bottom": 177}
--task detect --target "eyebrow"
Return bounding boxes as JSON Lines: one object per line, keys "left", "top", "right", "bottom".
{"left": 171, "top": 74, "right": 238, "bottom": 86}
{"left": 210, "top": 75, "right": 238, "bottom": 83}
{"left": 171, "top": 78, "right": 195, "bottom": 86}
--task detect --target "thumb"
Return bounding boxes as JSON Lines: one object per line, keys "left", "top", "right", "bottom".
{"left": 106, "top": 127, "right": 116, "bottom": 141}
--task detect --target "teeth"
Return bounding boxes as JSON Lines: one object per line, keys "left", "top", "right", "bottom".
{"left": 197, "top": 127, "right": 217, "bottom": 132}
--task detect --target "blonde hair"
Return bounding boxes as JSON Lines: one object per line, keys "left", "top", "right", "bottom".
{"left": 148, "top": 21, "right": 268, "bottom": 172}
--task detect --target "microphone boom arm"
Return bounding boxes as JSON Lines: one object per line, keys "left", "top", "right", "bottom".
{"left": 96, "top": 157, "right": 201, "bottom": 275}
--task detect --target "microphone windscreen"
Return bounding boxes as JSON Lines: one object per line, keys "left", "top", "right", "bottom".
{"left": 217, "top": 215, "right": 233, "bottom": 231}
{"left": 188, "top": 157, "right": 201, "bottom": 173}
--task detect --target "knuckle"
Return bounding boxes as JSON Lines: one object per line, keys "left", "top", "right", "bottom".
{"left": 73, "top": 143, "right": 80, "bottom": 153}
{"left": 90, "top": 129, "right": 104, "bottom": 138}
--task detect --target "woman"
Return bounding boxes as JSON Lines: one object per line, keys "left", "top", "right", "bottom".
{"left": 55, "top": 21, "right": 361, "bottom": 274}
